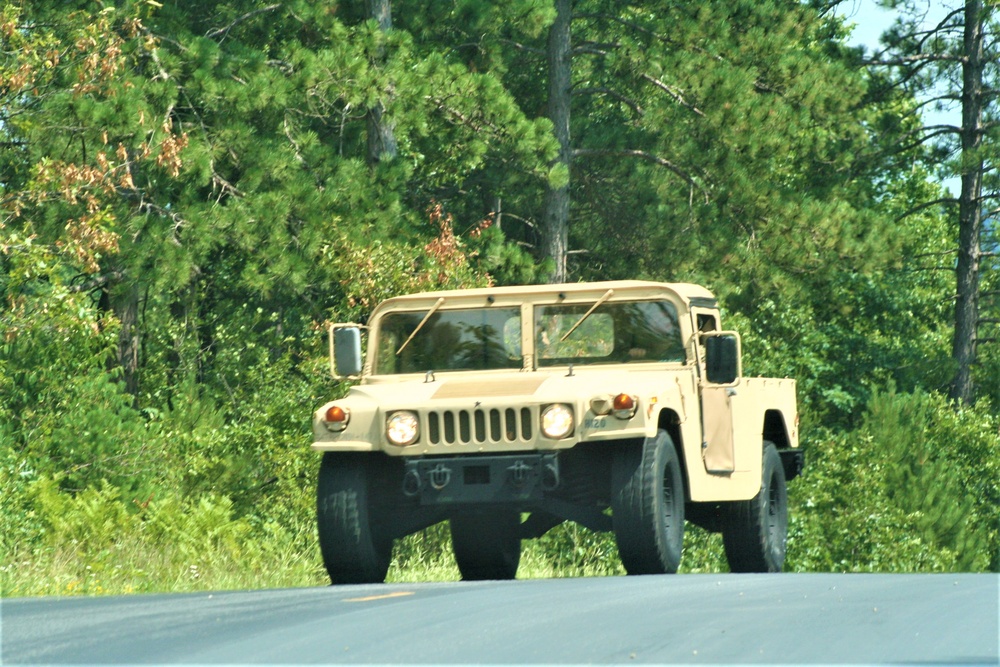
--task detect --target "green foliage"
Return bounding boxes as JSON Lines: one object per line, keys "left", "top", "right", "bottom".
{"left": 0, "top": 249, "right": 149, "bottom": 494}
{"left": 2, "top": 0, "right": 999, "bottom": 597}
{"left": 722, "top": 167, "right": 954, "bottom": 428}
{"left": 1, "top": 475, "right": 322, "bottom": 597}
{"left": 789, "top": 387, "right": 999, "bottom": 572}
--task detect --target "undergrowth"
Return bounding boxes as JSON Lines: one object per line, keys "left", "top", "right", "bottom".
{"left": 3, "top": 385, "right": 996, "bottom": 598}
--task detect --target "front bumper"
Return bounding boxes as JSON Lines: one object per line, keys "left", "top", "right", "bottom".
{"left": 779, "top": 448, "right": 805, "bottom": 481}
{"left": 402, "top": 453, "right": 560, "bottom": 505}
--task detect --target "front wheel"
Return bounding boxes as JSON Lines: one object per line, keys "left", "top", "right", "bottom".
{"left": 316, "top": 453, "right": 393, "bottom": 584}
{"left": 722, "top": 441, "right": 788, "bottom": 573}
{"left": 450, "top": 510, "right": 521, "bottom": 581}
{"left": 611, "top": 429, "right": 685, "bottom": 575}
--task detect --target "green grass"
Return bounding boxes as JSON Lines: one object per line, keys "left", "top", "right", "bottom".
{"left": 3, "top": 510, "right": 736, "bottom": 597}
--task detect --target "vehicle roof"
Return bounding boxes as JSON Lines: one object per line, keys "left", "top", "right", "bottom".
{"left": 372, "top": 280, "right": 717, "bottom": 312}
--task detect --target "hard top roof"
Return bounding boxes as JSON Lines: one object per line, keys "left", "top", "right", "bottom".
{"left": 372, "top": 280, "right": 717, "bottom": 311}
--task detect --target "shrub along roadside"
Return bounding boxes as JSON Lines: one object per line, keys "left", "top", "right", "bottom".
{"left": 2, "top": 385, "right": 997, "bottom": 597}
{"left": 788, "top": 387, "right": 999, "bottom": 573}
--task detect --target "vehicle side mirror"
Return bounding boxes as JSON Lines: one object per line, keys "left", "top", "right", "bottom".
{"left": 704, "top": 332, "right": 740, "bottom": 385}
{"left": 331, "top": 326, "right": 363, "bottom": 378}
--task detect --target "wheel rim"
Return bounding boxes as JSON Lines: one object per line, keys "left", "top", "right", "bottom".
{"left": 766, "top": 473, "right": 779, "bottom": 538}
{"left": 661, "top": 461, "right": 679, "bottom": 535}
{"left": 764, "top": 468, "right": 786, "bottom": 556}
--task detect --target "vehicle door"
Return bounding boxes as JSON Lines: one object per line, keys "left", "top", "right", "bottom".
{"left": 692, "top": 309, "right": 753, "bottom": 474}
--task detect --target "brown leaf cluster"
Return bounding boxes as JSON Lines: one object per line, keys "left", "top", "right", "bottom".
{"left": 63, "top": 215, "right": 120, "bottom": 274}
{"left": 424, "top": 201, "right": 464, "bottom": 267}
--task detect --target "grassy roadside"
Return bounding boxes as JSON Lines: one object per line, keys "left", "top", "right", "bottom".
{"left": 1, "top": 517, "right": 736, "bottom": 598}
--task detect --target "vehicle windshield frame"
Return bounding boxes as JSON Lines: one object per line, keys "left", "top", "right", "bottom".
{"left": 366, "top": 290, "right": 689, "bottom": 377}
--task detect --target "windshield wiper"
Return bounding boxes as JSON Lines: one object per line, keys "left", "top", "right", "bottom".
{"left": 396, "top": 297, "right": 446, "bottom": 355}
{"left": 559, "top": 289, "right": 614, "bottom": 343}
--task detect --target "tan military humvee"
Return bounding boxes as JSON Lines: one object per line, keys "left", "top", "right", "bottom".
{"left": 313, "top": 280, "right": 801, "bottom": 583}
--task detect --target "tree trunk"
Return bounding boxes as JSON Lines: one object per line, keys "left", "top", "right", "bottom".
{"left": 366, "top": 0, "right": 398, "bottom": 166}
{"left": 952, "top": 0, "right": 985, "bottom": 405}
{"left": 101, "top": 279, "right": 141, "bottom": 401}
{"left": 541, "top": 0, "right": 572, "bottom": 284}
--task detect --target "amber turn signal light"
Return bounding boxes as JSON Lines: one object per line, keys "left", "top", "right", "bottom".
{"left": 324, "top": 405, "right": 350, "bottom": 431}
{"left": 612, "top": 393, "right": 637, "bottom": 420}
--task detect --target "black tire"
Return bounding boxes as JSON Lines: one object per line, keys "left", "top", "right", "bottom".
{"left": 611, "top": 429, "right": 685, "bottom": 575}
{"left": 450, "top": 510, "right": 521, "bottom": 581}
{"left": 722, "top": 441, "right": 788, "bottom": 573}
{"left": 316, "top": 452, "right": 393, "bottom": 585}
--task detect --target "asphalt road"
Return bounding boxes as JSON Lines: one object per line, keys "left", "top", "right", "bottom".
{"left": 2, "top": 574, "right": 997, "bottom": 664}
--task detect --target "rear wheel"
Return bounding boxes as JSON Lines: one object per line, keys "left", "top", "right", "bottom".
{"left": 316, "top": 453, "right": 393, "bottom": 584}
{"left": 722, "top": 441, "right": 787, "bottom": 573}
{"left": 450, "top": 510, "right": 521, "bottom": 581}
{"left": 611, "top": 429, "right": 685, "bottom": 575}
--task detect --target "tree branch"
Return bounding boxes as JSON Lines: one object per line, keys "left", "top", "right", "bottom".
{"left": 498, "top": 39, "right": 544, "bottom": 56}
{"left": 573, "top": 148, "right": 707, "bottom": 198}
{"left": 921, "top": 123, "right": 962, "bottom": 135}
{"left": 571, "top": 41, "right": 620, "bottom": 57}
{"left": 206, "top": 4, "right": 281, "bottom": 41}
{"left": 68, "top": 270, "right": 125, "bottom": 294}
{"left": 863, "top": 52, "right": 963, "bottom": 67}
{"left": 572, "top": 86, "right": 643, "bottom": 116}
{"left": 572, "top": 45, "right": 611, "bottom": 57}
{"left": 868, "top": 6, "right": 964, "bottom": 57}
{"left": 893, "top": 197, "right": 959, "bottom": 224}
{"left": 882, "top": 125, "right": 961, "bottom": 157}
{"left": 640, "top": 74, "right": 705, "bottom": 117}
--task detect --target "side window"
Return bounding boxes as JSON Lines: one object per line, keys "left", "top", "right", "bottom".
{"left": 615, "top": 301, "right": 684, "bottom": 362}
{"left": 694, "top": 311, "right": 720, "bottom": 366}
{"left": 697, "top": 313, "right": 718, "bottom": 333}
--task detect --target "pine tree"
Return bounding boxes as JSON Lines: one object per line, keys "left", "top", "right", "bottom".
{"left": 542, "top": 0, "right": 572, "bottom": 284}
{"left": 467, "top": 1, "right": 887, "bottom": 290}
{"left": 2, "top": 0, "right": 555, "bottom": 406}
{"left": 364, "top": 0, "right": 399, "bottom": 166}
{"left": 864, "top": 0, "right": 1000, "bottom": 405}
{"left": 864, "top": 387, "right": 990, "bottom": 570}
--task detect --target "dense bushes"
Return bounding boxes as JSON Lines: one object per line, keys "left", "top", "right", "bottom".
{"left": 2, "top": 0, "right": 998, "bottom": 597}
{"left": 789, "top": 387, "right": 999, "bottom": 572}
{"left": 4, "top": 366, "right": 996, "bottom": 597}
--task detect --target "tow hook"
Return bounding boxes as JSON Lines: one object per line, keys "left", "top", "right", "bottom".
{"left": 507, "top": 459, "right": 532, "bottom": 486}
{"left": 428, "top": 463, "right": 452, "bottom": 490}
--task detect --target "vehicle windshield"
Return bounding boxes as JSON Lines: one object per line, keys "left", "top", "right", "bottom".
{"left": 375, "top": 307, "right": 522, "bottom": 374}
{"left": 535, "top": 300, "right": 684, "bottom": 365}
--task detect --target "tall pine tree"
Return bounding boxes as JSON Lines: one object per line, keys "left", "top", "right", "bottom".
{"left": 864, "top": 0, "right": 999, "bottom": 405}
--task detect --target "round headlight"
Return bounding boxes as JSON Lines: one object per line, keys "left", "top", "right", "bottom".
{"left": 541, "top": 404, "right": 574, "bottom": 439}
{"left": 386, "top": 411, "right": 419, "bottom": 446}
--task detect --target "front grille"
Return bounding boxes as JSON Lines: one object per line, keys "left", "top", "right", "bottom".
{"left": 426, "top": 407, "right": 534, "bottom": 446}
